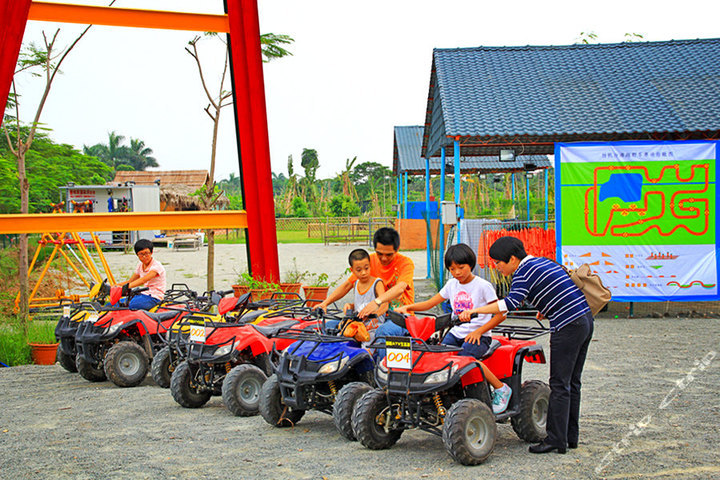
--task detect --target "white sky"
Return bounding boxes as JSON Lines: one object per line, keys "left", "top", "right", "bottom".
{"left": 15, "top": 0, "right": 720, "bottom": 182}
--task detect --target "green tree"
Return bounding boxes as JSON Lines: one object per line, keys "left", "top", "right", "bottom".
{"left": 290, "top": 196, "right": 309, "bottom": 217}
{"left": 300, "top": 148, "right": 319, "bottom": 210}
{"left": 129, "top": 138, "right": 158, "bottom": 170}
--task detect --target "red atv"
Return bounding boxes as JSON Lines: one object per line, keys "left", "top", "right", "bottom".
{"left": 352, "top": 311, "right": 549, "bottom": 465}
{"left": 73, "top": 286, "right": 227, "bottom": 387}
{"left": 169, "top": 307, "right": 336, "bottom": 417}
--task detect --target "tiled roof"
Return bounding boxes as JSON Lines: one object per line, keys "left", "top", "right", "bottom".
{"left": 422, "top": 38, "right": 720, "bottom": 157}
{"left": 112, "top": 170, "right": 210, "bottom": 189}
{"left": 394, "top": 126, "right": 551, "bottom": 174}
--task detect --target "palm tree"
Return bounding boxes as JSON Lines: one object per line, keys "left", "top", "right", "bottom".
{"left": 129, "top": 138, "right": 158, "bottom": 170}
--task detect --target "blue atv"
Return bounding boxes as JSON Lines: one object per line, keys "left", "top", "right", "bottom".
{"left": 258, "top": 312, "right": 376, "bottom": 440}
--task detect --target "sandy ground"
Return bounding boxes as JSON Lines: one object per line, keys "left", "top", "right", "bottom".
{"left": 104, "top": 243, "right": 430, "bottom": 303}
{"left": 1, "top": 315, "right": 719, "bottom": 479}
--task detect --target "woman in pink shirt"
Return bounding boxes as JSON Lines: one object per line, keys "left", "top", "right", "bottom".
{"left": 116, "top": 239, "right": 166, "bottom": 310}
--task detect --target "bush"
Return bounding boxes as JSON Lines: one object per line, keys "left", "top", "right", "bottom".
{"left": 0, "top": 320, "right": 31, "bottom": 366}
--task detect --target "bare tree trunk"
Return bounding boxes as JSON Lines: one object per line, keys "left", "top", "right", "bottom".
{"left": 18, "top": 145, "right": 29, "bottom": 331}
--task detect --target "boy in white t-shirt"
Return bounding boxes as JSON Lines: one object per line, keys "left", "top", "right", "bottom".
{"left": 395, "top": 243, "right": 512, "bottom": 414}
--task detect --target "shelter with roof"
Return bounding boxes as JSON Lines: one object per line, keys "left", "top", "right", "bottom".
{"left": 111, "top": 170, "right": 229, "bottom": 211}
{"left": 414, "top": 37, "right": 720, "bottom": 284}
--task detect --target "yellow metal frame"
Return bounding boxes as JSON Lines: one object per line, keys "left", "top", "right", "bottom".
{"left": 0, "top": 210, "right": 247, "bottom": 234}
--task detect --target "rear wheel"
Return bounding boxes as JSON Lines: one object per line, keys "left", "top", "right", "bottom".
{"left": 76, "top": 354, "right": 106, "bottom": 382}
{"left": 150, "top": 346, "right": 174, "bottom": 388}
{"left": 258, "top": 374, "right": 305, "bottom": 427}
{"left": 352, "top": 389, "right": 403, "bottom": 450}
{"left": 222, "top": 364, "right": 268, "bottom": 416}
{"left": 56, "top": 348, "right": 77, "bottom": 373}
{"left": 170, "top": 361, "right": 211, "bottom": 408}
{"left": 442, "top": 398, "right": 497, "bottom": 465}
{"left": 104, "top": 342, "right": 149, "bottom": 388}
{"left": 511, "top": 380, "right": 550, "bottom": 442}
{"left": 333, "top": 382, "right": 373, "bottom": 441}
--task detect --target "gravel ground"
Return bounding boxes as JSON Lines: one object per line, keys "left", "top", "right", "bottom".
{"left": 1, "top": 311, "right": 719, "bottom": 479}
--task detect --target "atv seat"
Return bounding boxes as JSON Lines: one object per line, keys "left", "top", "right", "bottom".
{"left": 237, "top": 310, "right": 267, "bottom": 323}
{"left": 251, "top": 319, "right": 299, "bottom": 337}
{"left": 143, "top": 310, "right": 179, "bottom": 322}
{"left": 479, "top": 338, "right": 502, "bottom": 360}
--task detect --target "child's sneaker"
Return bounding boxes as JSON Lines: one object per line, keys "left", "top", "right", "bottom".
{"left": 492, "top": 384, "right": 512, "bottom": 414}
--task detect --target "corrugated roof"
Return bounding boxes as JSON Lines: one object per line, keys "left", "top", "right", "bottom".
{"left": 394, "top": 126, "right": 551, "bottom": 174}
{"left": 422, "top": 38, "right": 720, "bottom": 157}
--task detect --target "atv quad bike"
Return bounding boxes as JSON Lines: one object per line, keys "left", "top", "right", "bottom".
{"left": 169, "top": 306, "right": 335, "bottom": 416}
{"left": 151, "top": 292, "right": 306, "bottom": 388}
{"left": 352, "top": 311, "right": 549, "bottom": 465}
{"left": 54, "top": 281, "right": 198, "bottom": 373}
{"left": 258, "top": 312, "right": 377, "bottom": 440}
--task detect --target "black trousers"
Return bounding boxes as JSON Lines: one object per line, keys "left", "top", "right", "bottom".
{"left": 545, "top": 311, "right": 594, "bottom": 448}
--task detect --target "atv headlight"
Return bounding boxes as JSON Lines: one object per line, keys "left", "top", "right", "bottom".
{"left": 376, "top": 365, "right": 388, "bottom": 383}
{"left": 213, "top": 343, "right": 235, "bottom": 356}
{"left": 423, "top": 364, "right": 458, "bottom": 385}
{"left": 107, "top": 323, "right": 123, "bottom": 335}
{"left": 318, "top": 356, "right": 348, "bottom": 375}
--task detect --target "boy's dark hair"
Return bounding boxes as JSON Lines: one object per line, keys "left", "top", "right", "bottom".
{"left": 444, "top": 243, "right": 476, "bottom": 269}
{"left": 348, "top": 248, "right": 370, "bottom": 266}
{"left": 488, "top": 236, "right": 527, "bottom": 263}
{"left": 373, "top": 227, "right": 400, "bottom": 250}
{"left": 134, "top": 238, "right": 154, "bottom": 254}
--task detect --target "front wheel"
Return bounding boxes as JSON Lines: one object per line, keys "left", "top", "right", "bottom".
{"left": 76, "top": 354, "right": 106, "bottom": 382}
{"left": 442, "top": 398, "right": 497, "bottom": 465}
{"left": 170, "top": 361, "right": 211, "bottom": 408}
{"left": 511, "top": 380, "right": 550, "bottom": 442}
{"left": 332, "top": 382, "right": 373, "bottom": 441}
{"left": 57, "top": 348, "right": 77, "bottom": 373}
{"left": 104, "top": 342, "right": 149, "bottom": 388}
{"left": 150, "top": 346, "right": 174, "bottom": 388}
{"left": 352, "top": 389, "right": 403, "bottom": 450}
{"left": 222, "top": 364, "right": 267, "bottom": 416}
{"left": 258, "top": 374, "right": 305, "bottom": 427}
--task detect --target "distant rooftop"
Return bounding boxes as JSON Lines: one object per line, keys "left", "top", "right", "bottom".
{"left": 422, "top": 38, "right": 720, "bottom": 157}
{"left": 394, "top": 126, "right": 550, "bottom": 175}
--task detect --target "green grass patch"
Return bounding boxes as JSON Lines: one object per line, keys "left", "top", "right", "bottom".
{"left": 214, "top": 230, "right": 323, "bottom": 244}
{"left": 0, "top": 317, "right": 57, "bottom": 366}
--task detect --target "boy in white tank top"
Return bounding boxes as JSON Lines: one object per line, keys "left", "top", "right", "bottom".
{"left": 343, "top": 249, "right": 388, "bottom": 338}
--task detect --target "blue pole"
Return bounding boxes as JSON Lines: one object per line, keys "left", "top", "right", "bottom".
{"left": 544, "top": 168, "right": 549, "bottom": 229}
{"left": 454, "top": 139, "right": 461, "bottom": 244}
{"left": 425, "top": 157, "right": 431, "bottom": 279}
{"left": 403, "top": 172, "right": 408, "bottom": 219}
{"left": 511, "top": 173, "right": 515, "bottom": 217}
{"left": 396, "top": 173, "right": 400, "bottom": 219}
{"left": 439, "top": 147, "right": 446, "bottom": 286}
{"left": 526, "top": 173, "right": 531, "bottom": 221}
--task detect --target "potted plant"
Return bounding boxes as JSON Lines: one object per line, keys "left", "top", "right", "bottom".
{"left": 232, "top": 272, "right": 254, "bottom": 298}
{"left": 250, "top": 279, "right": 280, "bottom": 301}
{"left": 302, "top": 272, "right": 331, "bottom": 306}
{"left": 279, "top": 257, "right": 306, "bottom": 294}
{"left": 27, "top": 320, "right": 59, "bottom": 365}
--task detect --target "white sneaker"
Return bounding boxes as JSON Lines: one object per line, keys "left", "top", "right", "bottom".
{"left": 492, "top": 384, "right": 512, "bottom": 414}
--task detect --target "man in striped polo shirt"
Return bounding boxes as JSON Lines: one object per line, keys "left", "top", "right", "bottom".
{"left": 466, "top": 236, "right": 594, "bottom": 454}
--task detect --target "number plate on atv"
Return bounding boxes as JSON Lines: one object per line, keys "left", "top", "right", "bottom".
{"left": 385, "top": 336, "right": 412, "bottom": 369}
{"left": 86, "top": 313, "right": 99, "bottom": 323}
{"left": 189, "top": 325, "right": 205, "bottom": 343}
{"left": 63, "top": 306, "right": 70, "bottom": 317}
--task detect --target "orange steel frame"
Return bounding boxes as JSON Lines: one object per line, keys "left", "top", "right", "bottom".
{"left": 0, "top": 0, "right": 279, "bottom": 281}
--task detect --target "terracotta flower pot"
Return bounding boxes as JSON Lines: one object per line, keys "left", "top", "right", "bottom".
{"left": 279, "top": 282, "right": 302, "bottom": 294}
{"left": 303, "top": 286, "right": 329, "bottom": 306}
{"left": 29, "top": 342, "right": 59, "bottom": 365}
{"left": 249, "top": 288, "right": 273, "bottom": 301}
{"left": 232, "top": 285, "right": 250, "bottom": 297}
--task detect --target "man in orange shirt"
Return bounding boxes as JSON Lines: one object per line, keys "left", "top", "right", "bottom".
{"left": 316, "top": 227, "right": 415, "bottom": 316}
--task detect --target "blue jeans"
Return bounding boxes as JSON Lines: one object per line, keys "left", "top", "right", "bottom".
{"left": 128, "top": 294, "right": 161, "bottom": 310}
{"left": 373, "top": 320, "right": 409, "bottom": 360}
{"left": 441, "top": 332, "right": 492, "bottom": 359}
